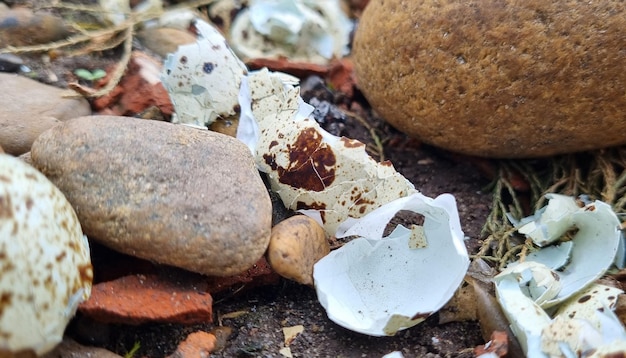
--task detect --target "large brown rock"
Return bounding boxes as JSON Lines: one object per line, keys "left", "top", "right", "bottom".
{"left": 31, "top": 116, "right": 272, "bottom": 276}
{"left": 353, "top": 0, "right": 626, "bottom": 158}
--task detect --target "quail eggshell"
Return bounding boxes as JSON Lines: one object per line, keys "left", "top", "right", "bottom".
{"left": 495, "top": 195, "right": 624, "bottom": 357}
{"left": 522, "top": 196, "right": 621, "bottom": 308}
{"left": 238, "top": 68, "right": 418, "bottom": 237}
{"left": 542, "top": 286, "right": 626, "bottom": 357}
{"left": 161, "top": 19, "right": 248, "bottom": 127}
{"left": 517, "top": 193, "right": 581, "bottom": 247}
{"left": 0, "top": 154, "right": 92, "bottom": 355}
{"left": 229, "top": 0, "right": 352, "bottom": 64}
{"left": 313, "top": 193, "right": 468, "bottom": 336}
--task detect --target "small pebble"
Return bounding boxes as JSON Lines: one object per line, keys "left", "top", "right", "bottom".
{"left": 0, "top": 7, "right": 70, "bottom": 47}
{"left": 0, "top": 73, "right": 90, "bottom": 155}
{"left": 267, "top": 215, "right": 330, "bottom": 285}
{"left": 168, "top": 331, "right": 217, "bottom": 358}
{"left": 42, "top": 338, "right": 122, "bottom": 358}
{"left": 137, "top": 27, "right": 197, "bottom": 58}
{"left": 0, "top": 53, "right": 24, "bottom": 72}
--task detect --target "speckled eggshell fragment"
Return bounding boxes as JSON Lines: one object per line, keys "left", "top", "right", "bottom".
{"left": 229, "top": 0, "right": 352, "bottom": 64}
{"left": 161, "top": 19, "right": 248, "bottom": 127}
{"left": 542, "top": 283, "right": 626, "bottom": 357}
{"left": 238, "top": 68, "right": 418, "bottom": 236}
{"left": 0, "top": 154, "right": 92, "bottom": 355}
{"left": 494, "top": 194, "right": 625, "bottom": 357}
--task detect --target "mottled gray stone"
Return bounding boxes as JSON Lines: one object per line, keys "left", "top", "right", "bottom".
{"left": 31, "top": 116, "right": 272, "bottom": 276}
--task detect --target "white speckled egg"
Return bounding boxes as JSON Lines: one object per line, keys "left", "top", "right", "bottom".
{"left": 0, "top": 154, "right": 92, "bottom": 355}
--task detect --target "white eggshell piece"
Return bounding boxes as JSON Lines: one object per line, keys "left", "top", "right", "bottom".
{"left": 588, "top": 340, "right": 626, "bottom": 358}
{"left": 517, "top": 193, "right": 581, "bottom": 247}
{"left": 229, "top": 0, "right": 352, "bottom": 64}
{"left": 494, "top": 261, "right": 561, "bottom": 308}
{"left": 615, "top": 231, "right": 625, "bottom": 269}
{"left": 495, "top": 194, "right": 624, "bottom": 357}
{"left": 98, "top": 0, "right": 131, "bottom": 26}
{"left": 313, "top": 193, "right": 468, "bottom": 336}
{"left": 237, "top": 68, "right": 417, "bottom": 236}
{"left": 161, "top": 19, "right": 248, "bottom": 127}
{"left": 0, "top": 154, "right": 92, "bottom": 355}
{"left": 510, "top": 194, "right": 622, "bottom": 308}
{"left": 493, "top": 269, "right": 553, "bottom": 357}
{"left": 524, "top": 241, "right": 573, "bottom": 271}
{"left": 494, "top": 266, "right": 626, "bottom": 357}
{"left": 532, "top": 199, "right": 621, "bottom": 308}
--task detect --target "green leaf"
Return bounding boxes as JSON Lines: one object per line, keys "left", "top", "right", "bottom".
{"left": 74, "top": 68, "right": 106, "bottom": 81}
{"left": 124, "top": 341, "right": 141, "bottom": 358}
{"left": 91, "top": 69, "right": 107, "bottom": 80}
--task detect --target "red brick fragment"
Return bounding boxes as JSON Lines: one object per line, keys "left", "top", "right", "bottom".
{"left": 92, "top": 51, "right": 173, "bottom": 117}
{"left": 79, "top": 273, "right": 212, "bottom": 325}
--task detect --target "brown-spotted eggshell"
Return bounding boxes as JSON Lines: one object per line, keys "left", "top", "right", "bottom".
{"left": 0, "top": 154, "right": 92, "bottom": 355}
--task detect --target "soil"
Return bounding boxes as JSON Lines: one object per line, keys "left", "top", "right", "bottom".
{"left": 5, "top": 1, "right": 497, "bottom": 356}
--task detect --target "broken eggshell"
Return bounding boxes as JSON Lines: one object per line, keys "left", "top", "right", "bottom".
{"left": 0, "top": 154, "right": 93, "bottom": 355}
{"left": 516, "top": 193, "right": 581, "bottom": 247}
{"left": 313, "top": 193, "right": 469, "bottom": 336}
{"left": 494, "top": 194, "right": 625, "bottom": 356}
{"left": 520, "top": 195, "right": 621, "bottom": 308}
{"left": 549, "top": 282, "right": 625, "bottom": 352}
{"left": 495, "top": 278, "right": 626, "bottom": 357}
{"left": 161, "top": 19, "right": 247, "bottom": 127}
{"left": 237, "top": 68, "right": 418, "bottom": 237}
{"left": 229, "top": 0, "right": 353, "bottom": 64}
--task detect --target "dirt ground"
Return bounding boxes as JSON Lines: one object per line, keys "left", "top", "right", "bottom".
{"left": 4, "top": 1, "right": 499, "bottom": 356}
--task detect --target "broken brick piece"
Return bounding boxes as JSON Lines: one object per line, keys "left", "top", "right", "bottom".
{"left": 79, "top": 273, "right": 212, "bottom": 325}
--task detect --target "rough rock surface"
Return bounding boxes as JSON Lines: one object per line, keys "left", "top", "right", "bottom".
{"left": 353, "top": 0, "right": 626, "bottom": 158}
{"left": 42, "top": 338, "right": 122, "bottom": 358}
{"left": 31, "top": 116, "right": 272, "bottom": 276}
{"left": 0, "top": 73, "right": 91, "bottom": 155}
{"left": 267, "top": 215, "right": 330, "bottom": 285}
{"left": 0, "top": 7, "right": 69, "bottom": 47}
{"left": 136, "top": 27, "right": 197, "bottom": 58}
